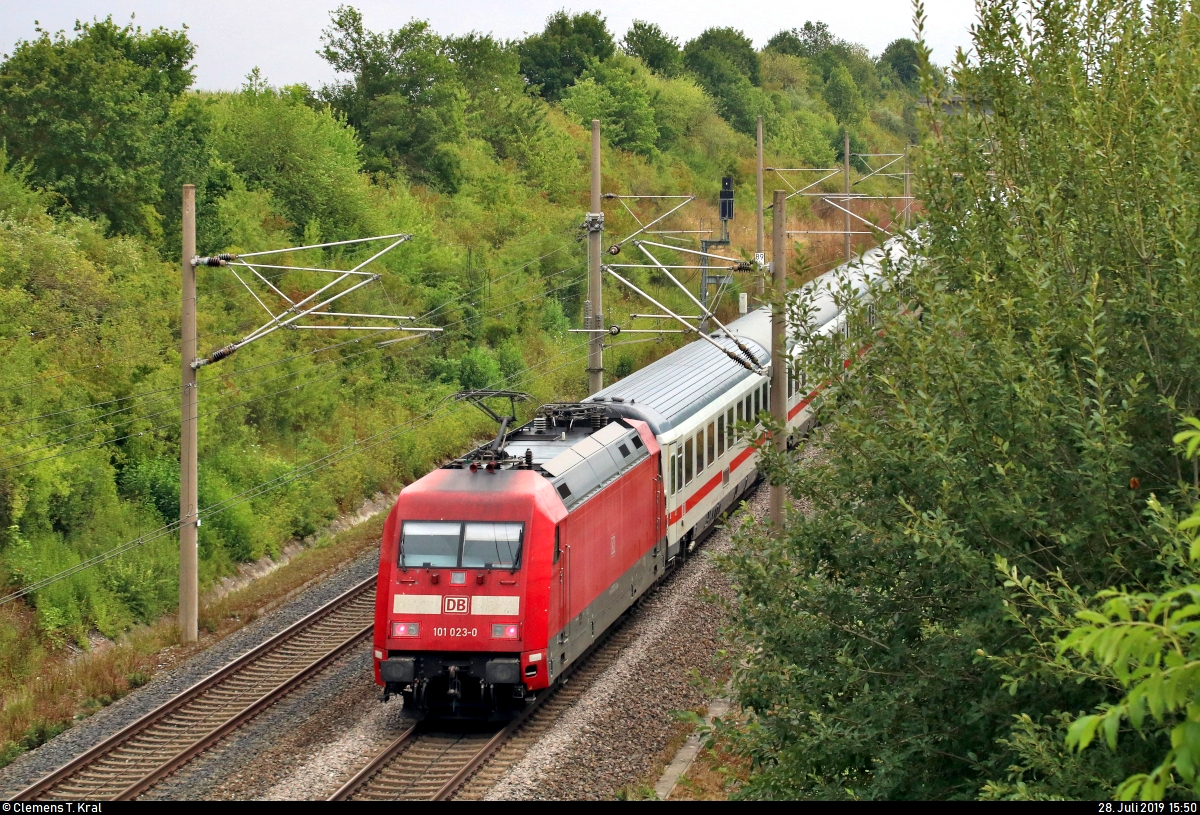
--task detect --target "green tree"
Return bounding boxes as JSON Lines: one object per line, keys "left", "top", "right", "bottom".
{"left": 681, "top": 31, "right": 771, "bottom": 137}
{"left": 518, "top": 10, "right": 614, "bottom": 101}
{"left": 683, "top": 27, "right": 760, "bottom": 86}
{"left": 561, "top": 56, "right": 659, "bottom": 156}
{"left": 621, "top": 20, "right": 681, "bottom": 76}
{"left": 319, "top": 5, "right": 466, "bottom": 189}
{"left": 823, "top": 63, "right": 864, "bottom": 126}
{"left": 155, "top": 95, "right": 235, "bottom": 256}
{"left": 0, "top": 18, "right": 194, "bottom": 237}
{"left": 765, "top": 21, "right": 836, "bottom": 59}
{"left": 457, "top": 347, "right": 501, "bottom": 390}
{"left": 880, "top": 37, "right": 921, "bottom": 88}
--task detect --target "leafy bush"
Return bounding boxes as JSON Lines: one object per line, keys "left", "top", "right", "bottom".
{"left": 561, "top": 56, "right": 659, "bottom": 156}
{"left": 721, "top": 0, "right": 1200, "bottom": 801}
{"left": 0, "top": 18, "right": 193, "bottom": 237}
{"left": 211, "top": 74, "right": 373, "bottom": 240}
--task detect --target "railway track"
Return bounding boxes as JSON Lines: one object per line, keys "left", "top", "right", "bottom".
{"left": 12, "top": 574, "right": 377, "bottom": 802}
{"left": 331, "top": 617, "right": 640, "bottom": 801}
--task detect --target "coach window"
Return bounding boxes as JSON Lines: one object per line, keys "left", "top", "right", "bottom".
{"left": 695, "top": 429, "right": 705, "bottom": 474}
{"left": 736, "top": 400, "right": 743, "bottom": 424}
{"left": 763, "top": 382, "right": 769, "bottom": 412}
{"left": 717, "top": 415, "right": 725, "bottom": 456}
{"left": 684, "top": 438, "right": 694, "bottom": 484}
{"left": 753, "top": 388, "right": 760, "bottom": 421}
{"left": 727, "top": 408, "right": 734, "bottom": 446}
{"left": 707, "top": 422, "right": 716, "bottom": 465}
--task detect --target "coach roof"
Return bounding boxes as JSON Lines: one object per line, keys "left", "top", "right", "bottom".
{"left": 584, "top": 308, "right": 771, "bottom": 436}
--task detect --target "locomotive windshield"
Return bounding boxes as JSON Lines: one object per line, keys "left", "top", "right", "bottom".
{"left": 400, "top": 521, "right": 523, "bottom": 570}
{"left": 399, "top": 521, "right": 460, "bottom": 567}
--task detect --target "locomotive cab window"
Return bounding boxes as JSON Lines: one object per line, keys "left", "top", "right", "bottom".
{"left": 400, "top": 521, "right": 460, "bottom": 568}
{"left": 400, "top": 521, "right": 523, "bottom": 570}
{"left": 462, "top": 522, "right": 522, "bottom": 570}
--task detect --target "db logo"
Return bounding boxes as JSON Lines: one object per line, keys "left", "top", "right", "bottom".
{"left": 443, "top": 596, "right": 469, "bottom": 614}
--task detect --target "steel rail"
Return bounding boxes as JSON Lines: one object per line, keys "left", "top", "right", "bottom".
{"left": 11, "top": 574, "right": 378, "bottom": 802}
{"left": 430, "top": 695, "right": 543, "bottom": 801}
{"left": 327, "top": 725, "right": 420, "bottom": 800}
{"left": 331, "top": 603, "right": 644, "bottom": 802}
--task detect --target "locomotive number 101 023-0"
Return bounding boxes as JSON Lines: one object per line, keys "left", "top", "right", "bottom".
{"left": 433, "top": 627, "right": 478, "bottom": 637}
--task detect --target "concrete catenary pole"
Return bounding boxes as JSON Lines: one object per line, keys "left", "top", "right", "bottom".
{"left": 587, "top": 120, "right": 604, "bottom": 395}
{"left": 843, "top": 129, "right": 852, "bottom": 263}
{"left": 904, "top": 143, "right": 911, "bottom": 229}
{"left": 769, "top": 190, "right": 787, "bottom": 530}
{"left": 180, "top": 185, "right": 198, "bottom": 643}
{"left": 755, "top": 115, "right": 765, "bottom": 297}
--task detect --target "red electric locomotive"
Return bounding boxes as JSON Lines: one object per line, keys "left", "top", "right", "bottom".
{"left": 373, "top": 401, "right": 665, "bottom": 718}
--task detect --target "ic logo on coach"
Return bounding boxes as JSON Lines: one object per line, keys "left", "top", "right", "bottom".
{"left": 444, "top": 596, "right": 468, "bottom": 614}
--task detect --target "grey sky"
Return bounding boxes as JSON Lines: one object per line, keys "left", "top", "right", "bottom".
{"left": 0, "top": 1, "right": 977, "bottom": 91}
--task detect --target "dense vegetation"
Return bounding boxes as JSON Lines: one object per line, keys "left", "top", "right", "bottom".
{"left": 725, "top": 0, "right": 1200, "bottom": 800}
{"left": 0, "top": 4, "right": 919, "bottom": 756}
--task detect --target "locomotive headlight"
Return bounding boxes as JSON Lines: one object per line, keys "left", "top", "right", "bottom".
{"left": 491, "top": 624, "right": 520, "bottom": 639}
{"left": 391, "top": 621, "right": 420, "bottom": 637}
